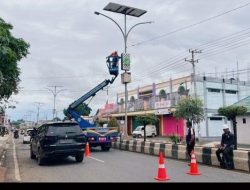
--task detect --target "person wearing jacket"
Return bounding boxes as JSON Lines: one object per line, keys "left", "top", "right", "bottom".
{"left": 216, "top": 124, "right": 235, "bottom": 169}
{"left": 186, "top": 120, "right": 195, "bottom": 160}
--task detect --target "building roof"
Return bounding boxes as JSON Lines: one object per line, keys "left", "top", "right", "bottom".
{"left": 233, "top": 96, "right": 250, "bottom": 112}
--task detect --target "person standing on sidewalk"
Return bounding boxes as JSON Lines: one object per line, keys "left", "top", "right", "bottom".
{"left": 186, "top": 120, "right": 195, "bottom": 160}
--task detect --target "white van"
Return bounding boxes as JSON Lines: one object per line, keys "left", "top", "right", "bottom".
{"left": 132, "top": 125, "right": 157, "bottom": 138}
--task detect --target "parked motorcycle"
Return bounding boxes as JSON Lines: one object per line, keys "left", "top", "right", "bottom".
{"left": 14, "top": 130, "right": 19, "bottom": 139}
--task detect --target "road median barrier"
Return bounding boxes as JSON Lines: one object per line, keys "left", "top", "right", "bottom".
{"left": 112, "top": 140, "right": 250, "bottom": 172}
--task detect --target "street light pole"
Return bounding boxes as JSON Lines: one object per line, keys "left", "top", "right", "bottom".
{"left": 46, "top": 86, "right": 65, "bottom": 120}
{"left": 34, "top": 102, "right": 43, "bottom": 124}
{"left": 94, "top": 6, "right": 152, "bottom": 139}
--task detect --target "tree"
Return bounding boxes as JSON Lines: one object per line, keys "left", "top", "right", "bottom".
{"left": 0, "top": 18, "right": 30, "bottom": 101}
{"left": 130, "top": 96, "right": 135, "bottom": 102}
{"left": 75, "top": 103, "right": 92, "bottom": 116}
{"left": 53, "top": 117, "right": 61, "bottom": 121}
{"left": 120, "top": 98, "right": 124, "bottom": 105}
{"left": 10, "top": 119, "right": 25, "bottom": 129}
{"left": 0, "top": 105, "right": 4, "bottom": 115}
{"left": 218, "top": 105, "right": 247, "bottom": 150}
{"left": 178, "top": 85, "right": 186, "bottom": 95}
{"left": 159, "top": 89, "right": 167, "bottom": 100}
{"left": 136, "top": 114, "right": 159, "bottom": 142}
{"left": 108, "top": 117, "right": 120, "bottom": 132}
{"left": 63, "top": 103, "right": 92, "bottom": 119}
{"left": 96, "top": 119, "right": 108, "bottom": 127}
{"left": 174, "top": 96, "right": 204, "bottom": 131}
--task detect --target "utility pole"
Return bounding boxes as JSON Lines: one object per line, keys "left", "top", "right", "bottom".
{"left": 104, "top": 86, "right": 109, "bottom": 121}
{"left": 185, "top": 49, "right": 202, "bottom": 97}
{"left": 185, "top": 49, "right": 202, "bottom": 141}
{"left": 46, "top": 86, "right": 65, "bottom": 120}
{"left": 236, "top": 60, "right": 240, "bottom": 101}
{"left": 236, "top": 60, "right": 240, "bottom": 81}
{"left": 34, "top": 102, "right": 43, "bottom": 124}
{"left": 103, "top": 86, "right": 109, "bottom": 104}
{"left": 248, "top": 62, "right": 250, "bottom": 81}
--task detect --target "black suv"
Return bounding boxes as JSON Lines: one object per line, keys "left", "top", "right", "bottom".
{"left": 30, "top": 121, "right": 87, "bottom": 165}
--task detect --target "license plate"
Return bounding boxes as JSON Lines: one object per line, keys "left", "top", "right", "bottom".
{"left": 59, "top": 139, "right": 73, "bottom": 144}
{"left": 99, "top": 137, "right": 106, "bottom": 142}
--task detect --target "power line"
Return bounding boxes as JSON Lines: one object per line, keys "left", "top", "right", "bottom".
{"left": 131, "top": 1, "right": 250, "bottom": 47}
{"left": 132, "top": 27, "right": 250, "bottom": 81}
{"left": 19, "top": 28, "right": 250, "bottom": 82}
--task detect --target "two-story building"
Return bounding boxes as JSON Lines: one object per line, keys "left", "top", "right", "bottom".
{"left": 102, "top": 74, "right": 250, "bottom": 139}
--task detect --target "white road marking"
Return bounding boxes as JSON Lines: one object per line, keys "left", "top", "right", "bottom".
{"left": 12, "top": 137, "right": 21, "bottom": 182}
{"left": 89, "top": 156, "right": 105, "bottom": 163}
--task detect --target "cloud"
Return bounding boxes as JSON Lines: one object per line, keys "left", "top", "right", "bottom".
{"left": 2, "top": 0, "right": 250, "bottom": 120}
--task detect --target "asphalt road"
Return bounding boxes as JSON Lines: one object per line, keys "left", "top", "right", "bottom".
{"left": 3, "top": 134, "right": 250, "bottom": 182}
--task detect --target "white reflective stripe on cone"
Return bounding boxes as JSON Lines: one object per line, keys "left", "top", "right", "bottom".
{"left": 191, "top": 158, "right": 196, "bottom": 163}
{"left": 159, "top": 164, "right": 165, "bottom": 168}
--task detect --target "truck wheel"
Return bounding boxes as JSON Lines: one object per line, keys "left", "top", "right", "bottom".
{"left": 101, "top": 146, "right": 110, "bottom": 151}
{"left": 75, "top": 154, "right": 84, "bottom": 162}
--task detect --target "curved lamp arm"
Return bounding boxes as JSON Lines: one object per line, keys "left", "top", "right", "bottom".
{"left": 94, "top": 11, "right": 125, "bottom": 38}
{"left": 126, "top": 21, "right": 153, "bottom": 38}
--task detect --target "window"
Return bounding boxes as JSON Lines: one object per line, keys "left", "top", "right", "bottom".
{"left": 47, "top": 124, "right": 82, "bottom": 136}
{"left": 243, "top": 118, "right": 246, "bottom": 124}
{"left": 225, "top": 90, "right": 237, "bottom": 94}
{"left": 208, "top": 88, "right": 220, "bottom": 93}
{"left": 210, "top": 117, "right": 223, "bottom": 120}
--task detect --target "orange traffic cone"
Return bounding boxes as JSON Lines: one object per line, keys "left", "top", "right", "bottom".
{"left": 187, "top": 151, "right": 201, "bottom": 175}
{"left": 85, "top": 142, "right": 90, "bottom": 157}
{"left": 155, "top": 152, "right": 170, "bottom": 181}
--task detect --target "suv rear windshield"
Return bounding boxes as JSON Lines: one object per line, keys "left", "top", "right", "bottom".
{"left": 46, "top": 123, "right": 82, "bottom": 136}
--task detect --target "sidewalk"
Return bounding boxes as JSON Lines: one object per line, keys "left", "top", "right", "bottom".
{"left": 0, "top": 134, "right": 10, "bottom": 182}
{"left": 0, "top": 135, "right": 10, "bottom": 158}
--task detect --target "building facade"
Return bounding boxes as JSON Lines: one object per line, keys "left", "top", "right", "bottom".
{"left": 234, "top": 96, "right": 250, "bottom": 145}
{"left": 100, "top": 74, "right": 250, "bottom": 138}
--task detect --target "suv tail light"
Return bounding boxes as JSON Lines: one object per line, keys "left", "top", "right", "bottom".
{"left": 75, "top": 135, "right": 87, "bottom": 143}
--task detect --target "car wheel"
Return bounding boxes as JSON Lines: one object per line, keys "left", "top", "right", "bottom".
{"left": 101, "top": 146, "right": 110, "bottom": 151}
{"left": 37, "top": 148, "right": 45, "bottom": 166}
{"left": 138, "top": 134, "right": 142, "bottom": 138}
{"left": 75, "top": 154, "right": 84, "bottom": 162}
{"left": 152, "top": 133, "right": 156, "bottom": 138}
{"left": 30, "top": 146, "right": 36, "bottom": 159}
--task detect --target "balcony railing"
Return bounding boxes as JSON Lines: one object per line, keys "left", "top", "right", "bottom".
{"left": 98, "top": 93, "right": 190, "bottom": 116}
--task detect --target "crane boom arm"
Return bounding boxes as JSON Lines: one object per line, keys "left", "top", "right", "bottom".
{"left": 69, "top": 79, "right": 112, "bottom": 110}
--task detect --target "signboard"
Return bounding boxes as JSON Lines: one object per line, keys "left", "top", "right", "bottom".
{"left": 154, "top": 100, "right": 171, "bottom": 109}
{"left": 121, "top": 53, "right": 130, "bottom": 71}
{"left": 121, "top": 72, "right": 131, "bottom": 84}
{"left": 155, "top": 109, "right": 170, "bottom": 115}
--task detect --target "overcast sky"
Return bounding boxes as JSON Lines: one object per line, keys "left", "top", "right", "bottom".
{"left": 1, "top": 0, "right": 250, "bottom": 121}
